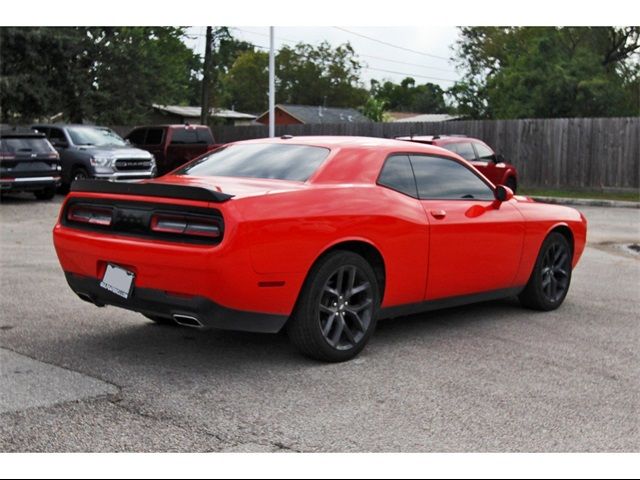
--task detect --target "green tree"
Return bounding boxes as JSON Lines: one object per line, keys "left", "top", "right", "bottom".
{"left": 276, "top": 42, "right": 367, "bottom": 108}
{"left": 0, "top": 27, "right": 200, "bottom": 124}
{"left": 222, "top": 50, "right": 269, "bottom": 113}
{"left": 361, "top": 96, "right": 388, "bottom": 122}
{"left": 370, "top": 77, "right": 448, "bottom": 113}
{"left": 449, "top": 27, "right": 640, "bottom": 118}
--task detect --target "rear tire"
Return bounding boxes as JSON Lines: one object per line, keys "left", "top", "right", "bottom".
{"left": 34, "top": 186, "right": 56, "bottom": 200}
{"left": 143, "top": 314, "right": 177, "bottom": 326}
{"left": 287, "top": 250, "right": 380, "bottom": 362}
{"left": 519, "top": 232, "right": 572, "bottom": 311}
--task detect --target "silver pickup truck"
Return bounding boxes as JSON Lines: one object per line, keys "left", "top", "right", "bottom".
{"left": 31, "top": 124, "right": 156, "bottom": 189}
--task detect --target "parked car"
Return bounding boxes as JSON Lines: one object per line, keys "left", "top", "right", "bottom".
{"left": 125, "top": 124, "right": 220, "bottom": 175}
{"left": 395, "top": 134, "right": 519, "bottom": 192}
{"left": 31, "top": 124, "right": 156, "bottom": 189}
{"left": 53, "top": 136, "right": 586, "bottom": 362}
{"left": 0, "top": 126, "right": 61, "bottom": 200}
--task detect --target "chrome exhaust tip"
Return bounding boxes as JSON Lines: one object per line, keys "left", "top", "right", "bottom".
{"left": 172, "top": 314, "right": 203, "bottom": 328}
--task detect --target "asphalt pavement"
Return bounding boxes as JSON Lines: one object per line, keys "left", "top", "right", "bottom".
{"left": 0, "top": 193, "right": 638, "bottom": 452}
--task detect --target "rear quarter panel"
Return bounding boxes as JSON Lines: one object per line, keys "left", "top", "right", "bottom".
{"left": 233, "top": 185, "right": 430, "bottom": 308}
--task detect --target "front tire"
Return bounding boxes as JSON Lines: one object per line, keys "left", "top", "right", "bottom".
{"left": 287, "top": 250, "right": 380, "bottom": 362}
{"left": 519, "top": 232, "right": 572, "bottom": 311}
{"left": 505, "top": 176, "right": 517, "bottom": 193}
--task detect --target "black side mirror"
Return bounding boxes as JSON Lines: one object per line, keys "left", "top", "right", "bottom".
{"left": 51, "top": 139, "right": 68, "bottom": 149}
{"left": 495, "top": 184, "right": 514, "bottom": 202}
{"left": 495, "top": 153, "right": 506, "bottom": 163}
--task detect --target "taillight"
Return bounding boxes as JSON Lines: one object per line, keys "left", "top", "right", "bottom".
{"left": 67, "top": 204, "right": 113, "bottom": 226}
{"left": 150, "top": 213, "right": 220, "bottom": 239}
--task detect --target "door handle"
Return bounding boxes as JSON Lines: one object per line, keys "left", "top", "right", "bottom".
{"left": 430, "top": 209, "right": 447, "bottom": 219}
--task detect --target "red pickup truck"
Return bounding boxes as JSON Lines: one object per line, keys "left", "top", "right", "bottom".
{"left": 126, "top": 125, "right": 221, "bottom": 175}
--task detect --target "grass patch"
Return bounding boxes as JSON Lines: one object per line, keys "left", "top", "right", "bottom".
{"left": 520, "top": 188, "right": 639, "bottom": 202}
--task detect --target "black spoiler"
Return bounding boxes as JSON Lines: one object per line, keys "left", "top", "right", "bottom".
{"left": 70, "top": 180, "right": 234, "bottom": 203}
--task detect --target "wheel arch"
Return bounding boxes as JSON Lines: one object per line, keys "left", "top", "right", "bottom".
{"left": 304, "top": 238, "right": 387, "bottom": 303}
{"left": 547, "top": 223, "right": 574, "bottom": 254}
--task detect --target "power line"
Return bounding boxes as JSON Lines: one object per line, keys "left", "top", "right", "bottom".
{"left": 333, "top": 26, "right": 451, "bottom": 62}
{"left": 362, "top": 67, "right": 456, "bottom": 83}
{"left": 230, "top": 27, "right": 456, "bottom": 74}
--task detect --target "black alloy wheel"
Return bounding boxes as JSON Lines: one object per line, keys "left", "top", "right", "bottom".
{"left": 287, "top": 250, "right": 380, "bottom": 362}
{"left": 319, "top": 265, "right": 374, "bottom": 351}
{"left": 519, "top": 232, "right": 572, "bottom": 311}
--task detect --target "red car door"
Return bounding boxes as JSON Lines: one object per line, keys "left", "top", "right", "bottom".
{"left": 409, "top": 154, "right": 524, "bottom": 300}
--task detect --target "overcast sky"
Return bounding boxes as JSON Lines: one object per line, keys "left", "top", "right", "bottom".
{"left": 183, "top": 26, "right": 462, "bottom": 89}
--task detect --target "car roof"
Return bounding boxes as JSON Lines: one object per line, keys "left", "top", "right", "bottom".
{"left": 395, "top": 135, "right": 481, "bottom": 145}
{"left": 231, "top": 135, "right": 453, "bottom": 154}
{"left": 0, "top": 126, "right": 46, "bottom": 139}
{"left": 130, "top": 124, "right": 210, "bottom": 129}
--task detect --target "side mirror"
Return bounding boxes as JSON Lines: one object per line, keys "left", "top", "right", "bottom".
{"left": 495, "top": 184, "right": 514, "bottom": 202}
{"left": 495, "top": 153, "right": 506, "bottom": 164}
{"left": 51, "top": 139, "right": 68, "bottom": 149}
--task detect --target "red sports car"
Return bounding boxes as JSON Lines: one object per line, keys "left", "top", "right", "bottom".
{"left": 395, "top": 135, "right": 519, "bottom": 192}
{"left": 53, "top": 136, "right": 587, "bottom": 362}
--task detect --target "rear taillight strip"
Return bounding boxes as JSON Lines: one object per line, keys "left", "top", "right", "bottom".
{"left": 150, "top": 213, "right": 221, "bottom": 239}
{"left": 67, "top": 205, "right": 113, "bottom": 226}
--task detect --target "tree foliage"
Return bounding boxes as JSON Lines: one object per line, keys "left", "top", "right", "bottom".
{"left": 1, "top": 27, "right": 200, "bottom": 124}
{"left": 450, "top": 27, "right": 640, "bottom": 118}
{"left": 370, "top": 77, "right": 448, "bottom": 113}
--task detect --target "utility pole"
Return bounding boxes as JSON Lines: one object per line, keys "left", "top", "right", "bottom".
{"left": 268, "top": 26, "right": 275, "bottom": 138}
{"left": 200, "top": 26, "right": 213, "bottom": 126}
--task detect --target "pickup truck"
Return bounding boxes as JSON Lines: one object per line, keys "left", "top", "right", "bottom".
{"left": 32, "top": 124, "right": 156, "bottom": 190}
{"left": 125, "top": 125, "right": 220, "bottom": 175}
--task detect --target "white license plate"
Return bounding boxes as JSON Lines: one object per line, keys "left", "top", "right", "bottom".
{"left": 100, "top": 264, "right": 135, "bottom": 299}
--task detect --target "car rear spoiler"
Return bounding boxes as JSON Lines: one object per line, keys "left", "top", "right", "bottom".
{"left": 70, "top": 179, "right": 234, "bottom": 203}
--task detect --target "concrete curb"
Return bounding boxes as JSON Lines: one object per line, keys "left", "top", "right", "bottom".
{"left": 531, "top": 196, "right": 640, "bottom": 209}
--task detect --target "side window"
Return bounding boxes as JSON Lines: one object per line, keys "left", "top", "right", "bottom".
{"left": 410, "top": 155, "right": 494, "bottom": 200}
{"left": 48, "top": 128, "right": 68, "bottom": 145}
{"left": 145, "top": 128, "right": 164, "bottom": 145}
{"left": 127, "top": 128, "right": 147, "bottom": 145}
{"left": 444, "top": 142, "right": 476, "bottom": 161}
{"left": 170, "top": 128, "right": 198, "bottom": 145}
{"left": 378, "top": 154, "right": 418, "bottom": 198}
{"left": 474, "top": 143, "right": 496, "bottom": 161}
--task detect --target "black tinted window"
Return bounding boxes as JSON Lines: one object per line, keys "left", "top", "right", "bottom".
{"left": 0, "top": 137, "right": 53, "bottom": 154}
{"left": 48, "top": 128, "right": 66, "bottom": 143}
{"left": 146, "top": 128, "right": 164, "bottom": 145}
{"left": 410, "top": 155, "right": 494, "bottom": 200}
{"left": 474, "top": 143, "right": 495, "bottom": 160}
{"left": 127, "top": 128, "right": 146, "bottom": 145}
{"left": 378, "top": 155, "right": 417, "bottom": 197}
{"left": 196, "top": 128, "right": 214, "bottom": 144}
{"left": 180, "top": 144, "right": 330, "bottom": 181}
{"left": 170, "top": 128, "right": 199, "bottom": 144}
{"left": 444, "top": 142, "right": 476, "bottom": 161}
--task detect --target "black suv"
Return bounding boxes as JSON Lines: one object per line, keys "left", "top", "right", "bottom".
{"left": 0, "top": 126, "right": 61, "bottom": 200}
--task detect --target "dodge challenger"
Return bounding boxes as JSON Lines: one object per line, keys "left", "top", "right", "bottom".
{"left": 53, "top": 136, "right": 587, "bottom": 362}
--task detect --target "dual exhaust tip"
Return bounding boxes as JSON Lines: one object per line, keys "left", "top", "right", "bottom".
{"left": 76, "top": 292, "right": 203, "bottom": 328}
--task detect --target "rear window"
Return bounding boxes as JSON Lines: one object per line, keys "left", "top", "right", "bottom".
{"left": 170, "top": 128, "right": 199, "bottom": 145}
{"left": 179, "top": 143, "right": 330, "bottom": 182}
{"left": 196, "top": 128, "right": 214, "bottom": 144}
{"left": 0, "top": 137, "right": 54, "bottom": 154}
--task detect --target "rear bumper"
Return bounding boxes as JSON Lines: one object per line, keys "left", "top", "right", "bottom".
{"left": 65, "top": 271, "right": 288, "bottom": 334}
{"left": 0, "top": 176, "right": 60, "bottom": 191}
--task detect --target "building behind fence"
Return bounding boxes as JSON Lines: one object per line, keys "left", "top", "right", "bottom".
{"left": 113, "top": 117, "right": 640, "bottom": 191}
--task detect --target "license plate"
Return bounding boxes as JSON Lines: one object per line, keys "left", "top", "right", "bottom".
{"left": 100, "top": 264, "right": 135, "bottom": 299}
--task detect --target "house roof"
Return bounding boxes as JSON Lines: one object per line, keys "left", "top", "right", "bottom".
{"left": 152, "top": 104, "right": 257, "bottom": 120}
{"left": 392, "top": 113, "right": 461, "bottom": 123}
{"left": 257, "top": 104, "right": 372, "bottom": 124}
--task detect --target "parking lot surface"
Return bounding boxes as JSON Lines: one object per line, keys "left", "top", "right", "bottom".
{"left": 0, "top": 194, "right": 638, "bottom": 452}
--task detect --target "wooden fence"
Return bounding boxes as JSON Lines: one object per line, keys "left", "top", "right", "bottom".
{"left": 112, "top": 117, "right": 640, "bottom": 190}
{"left": 209, "top": 117, "right": 640, "bottom": 191}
